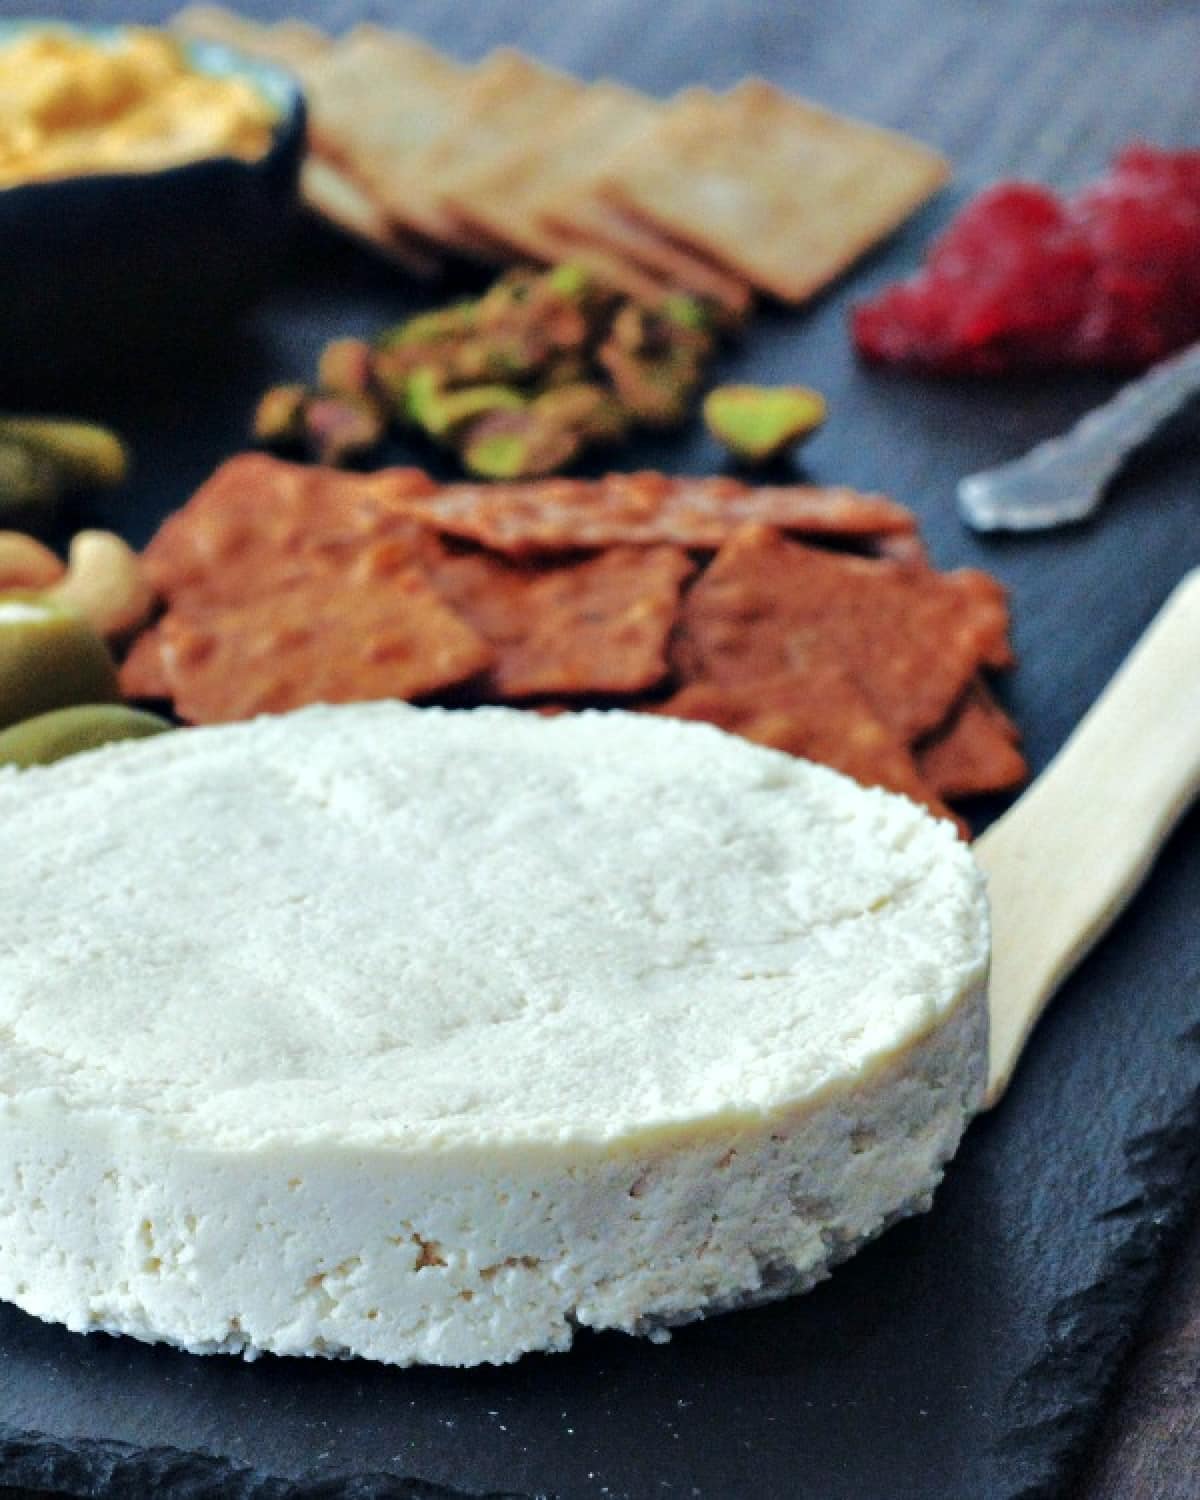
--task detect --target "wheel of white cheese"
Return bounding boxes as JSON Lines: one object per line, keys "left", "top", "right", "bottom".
{"left": 0, "top": 703, "right": 988, "bottom": 1366}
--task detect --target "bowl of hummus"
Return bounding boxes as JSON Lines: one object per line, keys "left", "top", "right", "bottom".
{"left": 0, "top": 22, "right": 305, "bottom": 395}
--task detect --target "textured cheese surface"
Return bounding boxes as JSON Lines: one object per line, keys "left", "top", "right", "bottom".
{"left": 0, "top": 703, "right": 989, "bottom": 1365}
{"left": 0, "top": 703, "right": 984, "bottom": 1156}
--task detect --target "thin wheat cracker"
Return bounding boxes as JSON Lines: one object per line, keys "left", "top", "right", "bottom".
{"left": 597, "top": 79, "right": 948, "bottom": 303}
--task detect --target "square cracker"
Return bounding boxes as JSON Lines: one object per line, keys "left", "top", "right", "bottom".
{"left": 300, "top": 158, "right": 442, "bottom": 277}
{"left": 412, "top": 49, "right": 587, "bottom": 241}
{"left": 540, "top": 194, "right": 754, "bottom": 319}
{"left": 443, "top": 80, "right": 660, "bottom": 264}
{"left": 298, "top": 26, "right": 487, "bottom": 252}
{"left": 651, "top": 666, "right": 958, "bottom": 827}
{"left": 399, "top": 473, "right": 915, "bottom": 556}
{"left": 545, "top": 242, "right": 672, "bottom": 304}
{"left": 172, "top": 6, "right": 330, "bottom": 76}
{"left": 596, "top": 79, "right": 948, "bottom": 303}
{"left": 430, "top": 545, "right": 695, "bottom": 698}
{"left": 673, "top": 525, "right": 1011, "bottom": 741}
{"left": 530, "top": 86, "right": 752, "bottom": 318}
{"left": 174, "top": 10, "right": 481, "bottom": 258}
{"left": 159, "top": 542, "right": 494, "bottom": 724}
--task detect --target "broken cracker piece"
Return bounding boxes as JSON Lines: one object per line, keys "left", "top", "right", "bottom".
{"left": 399, "top": 472, "right": 915, "bottom": 556}
{"left": 673, "top": 525, "right": 1011, "bottom": 741}
{"left": 652, "top": 666, "right": 958, "bottom": 827}
{"left": 160, "top": 544, "right": 493, "bottom": 724}
{"left": 118, "top": 624, "right": 171, "bottom": 701}
{"left": 431, "top": 545, "right": 694, "bottom": 698}
{"left": 916, "top": 679, "right": 1027, "bottom": 798}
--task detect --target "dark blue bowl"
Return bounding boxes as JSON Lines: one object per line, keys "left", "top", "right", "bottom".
{"left": 0, "top": 21, "right": 306, "bottom": 398}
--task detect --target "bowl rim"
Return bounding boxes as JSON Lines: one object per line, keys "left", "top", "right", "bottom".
{"left": 0, "top": 17, "right": 306, "bottom": 197}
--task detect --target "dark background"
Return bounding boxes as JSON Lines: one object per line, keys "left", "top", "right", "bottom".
{"left": 1, "top": 1, "right": 1198, "bottom": 1496}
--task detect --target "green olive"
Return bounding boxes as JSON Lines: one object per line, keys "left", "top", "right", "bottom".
{"left": 0, "top": 438, "right": 65, "bottom": 526}
{"left": 0, "top": 593, "right": 119, "bottom": 730}
{"left": 0, "top": 703, "right": 171, "bottom": 768}
{"left": 0, "top": 418, "right": 128, "bottom": 489}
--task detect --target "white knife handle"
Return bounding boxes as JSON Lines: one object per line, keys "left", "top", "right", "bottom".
{"left": 976, "top": 568, "right": 1200, "bottom": 1107}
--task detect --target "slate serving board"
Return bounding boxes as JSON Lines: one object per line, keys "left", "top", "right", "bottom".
{"left": 3, "top": 1, "right": 1199, "bottom": 1496}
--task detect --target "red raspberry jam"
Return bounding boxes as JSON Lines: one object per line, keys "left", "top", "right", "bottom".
{"left": 852, "top": 146, "right": 1200, "bottom": 374}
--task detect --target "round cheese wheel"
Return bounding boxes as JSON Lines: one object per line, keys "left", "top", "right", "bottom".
{"left": 0, "top": 703, "right": 988, "bottom": 1366}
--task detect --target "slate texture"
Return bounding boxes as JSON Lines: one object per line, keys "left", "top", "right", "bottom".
{"left": 2, "top": 1, "right": 1199, "bottom": 1497}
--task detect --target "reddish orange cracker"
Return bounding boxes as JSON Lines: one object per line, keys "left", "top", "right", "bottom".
{"left": 430, "top": 545, "right": 695, "bottom": 698}
{"left": 916, "top": 679, "right": 1027, "bottom": 799}
{"left": 651, "top": 666, "right": 960, "bottom": 828}
{"left": 673, "top": 525, "right": 1013, "bottom": 742}
{"left": 399, "top": 473, "right": 915, "bottom": 556}
{"left": 118, "top": 624, "right": 171, "bottom": 701}
{"left": 142, "top": 455, "right": 439, "bottom": 606}
{"left": 159, "top": 542, "right": 493, "bottom": 724}
{"left": 950, "top": 570, "right": 1014, "bottom": 672}
{"left": 870, "top": 531, "right": 930, "bottom": 569}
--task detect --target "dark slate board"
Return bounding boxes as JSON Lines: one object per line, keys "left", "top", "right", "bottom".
{"left": 3, "top": 1, "right": 1200, "bottom": 1497}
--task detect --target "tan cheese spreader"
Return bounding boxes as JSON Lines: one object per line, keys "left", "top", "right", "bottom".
{"left": 979, "top": 567, "right": 1200, "bottom": 1106}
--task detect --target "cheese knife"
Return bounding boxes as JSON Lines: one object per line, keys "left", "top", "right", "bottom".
{"left": 958, "top": 341, "right": 1200, "bottom": 532}
{"left": 978, "top": 567, "right": 1200, "bottom": 1106}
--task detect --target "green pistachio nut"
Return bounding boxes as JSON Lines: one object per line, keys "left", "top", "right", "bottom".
{"left": 531, "top": 384, "right": 629, "bottom": 444}
{"left": 461, "top": 430, "right": 530, "bottom": 480}
{"left": 546, "top": 263, "right": 593, "bottom": 300}
{"left": 539, "top": 353, "right": 592, "bottom": 389}
{"left": 0, "top": 593, "right": 119, "bottom": 730}
{"left": 660, "top": 293, "right": 713, "bottom": 333}
{"left": 303, "top": 394, "right": 388, "bottom": 467}
{"left": 0, "top": 703, "right": 171, "bottom": 769}
{"left": 418, "top": 384, "right": 527, "bottom": 441}
{"left": 478, "top": 269, "right": 541, "bottom": 319}
{"left": 317, "top": 338, "right": 377, "bottom": 399}
{"left": 377, "top": 301, "right": 480, "bottom": 351}
{"left": 703, "top": 384, "right": 828, "bottom": 463}
{"left": 252, "top": 384, "right": 310, "bottom": 447}
{"left": 401, "top": 366, "right": 446, "bottom": 428}
{"left": 598, "top": 343, "right": 703, "bottom": 427}
{"left": 0, "top": 439, "right": 65, "bottom": 526}
{"left": 460, "top": 410, "right": 582, "bottom": 480}
{"left": 609, "top": 303, "right": 649, "bottom": 354}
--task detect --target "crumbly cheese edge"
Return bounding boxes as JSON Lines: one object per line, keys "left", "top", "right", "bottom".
{"left": 0, "top": 975, "right": 986, "bottom": 1367}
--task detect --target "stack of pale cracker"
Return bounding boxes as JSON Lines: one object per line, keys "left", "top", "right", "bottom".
{"left": 174, "top": 7, "right": 948, "bottom": 314}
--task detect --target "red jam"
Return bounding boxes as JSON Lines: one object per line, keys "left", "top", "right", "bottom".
{"left": 852, "top": 146, "right": 1200, "bottom": 374}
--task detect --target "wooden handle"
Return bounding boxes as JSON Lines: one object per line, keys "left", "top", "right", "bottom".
{"left": 977, "top": 568, "right": 1200, "bottom": 1108}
